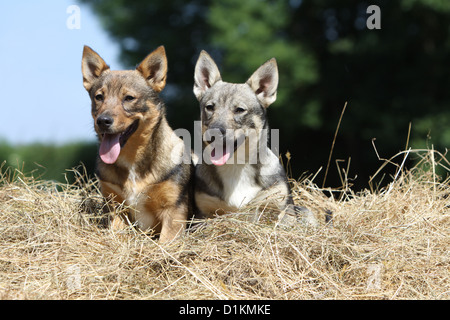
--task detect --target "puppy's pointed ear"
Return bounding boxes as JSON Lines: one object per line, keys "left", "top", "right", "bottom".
{"left": 137, "top": 46, "right": 168, "bottom": 93}
{"left": 81, "top": 46, "right": 110, "bottom": 91}
{"left": 193, "top": 50, "right": 222, "bottom": 101}
{"left": 246, "top": 58, "right": 278, "bottom": 108}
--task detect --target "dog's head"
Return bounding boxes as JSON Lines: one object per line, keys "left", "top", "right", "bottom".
{"left": 82, "top": 45, "right": 167, "bottom": 164}
{"left": 193, "top": 51, "right": 278, "bottom": 165}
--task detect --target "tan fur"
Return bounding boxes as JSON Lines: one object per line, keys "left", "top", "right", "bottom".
{"left": 195, "top": 192, "right": 237, "bottom": 216}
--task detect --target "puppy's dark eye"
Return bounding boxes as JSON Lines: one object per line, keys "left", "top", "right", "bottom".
{"left": 95, "top": 94, "right": 104, "bottom": 102}
{"left": 124, "top": 95, "right": 135, "bottom": 102}
{"left": 205, "top": 104, "right": 214, "bottom": 112}
{"left": 235, "top": 107, "right": 246, "bottom": 114}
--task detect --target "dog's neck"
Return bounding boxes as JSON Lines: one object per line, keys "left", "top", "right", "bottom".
{"left": 115, "top": 116, "right": 181, "bottom": 179}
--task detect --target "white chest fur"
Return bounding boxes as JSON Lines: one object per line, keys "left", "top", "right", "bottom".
{"left": 216, "top": 164, "right": 262, "bottom": 209}
{"left": 125, "top": 167, "right": 139, "bottom": 204}
{"left": 102, "top": 166, "right": 155, "bottom": 230}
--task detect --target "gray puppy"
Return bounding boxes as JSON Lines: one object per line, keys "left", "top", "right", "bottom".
{"left": 193, "top": 51, "right": 317, "bottom": 227}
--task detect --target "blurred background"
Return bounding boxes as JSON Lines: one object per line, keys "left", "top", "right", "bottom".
{"left": 1, "top": 0, "right": 449, "bottom": 191}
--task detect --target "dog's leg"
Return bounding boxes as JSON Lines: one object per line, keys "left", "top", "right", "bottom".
{"left": 195, "top": 191, "right": 237, "bottom": 218}
{"left": 106, "top": 203, "right": 132, "bottom": 232}
{"left": 279, "top": 204, "right": 318, "bottom": 228}
{"left": 158, "top": 207, "right": 188, "bottom": 243}
{"left": 250, "top": 183, "right": 318, "bottom": 228}
{"left": 110, "top": 214, "right": 129, "bottom": 231}
{"left": 100, "top": 197, "right": 128, "bottom": 231}
{"left": 99, "top": 182, "right": 130, "bottom": 231}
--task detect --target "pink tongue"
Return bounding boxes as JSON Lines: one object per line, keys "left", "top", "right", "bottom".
{"left": 211, "top": 147, "right": 231, "bottom": 166}
{"left": 99, "top": 134, "right": 121, "bottom": 164}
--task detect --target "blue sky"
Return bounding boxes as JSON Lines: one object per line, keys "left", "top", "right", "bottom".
{"left": 0, "top": 1, "right": 123, "bottom": 145}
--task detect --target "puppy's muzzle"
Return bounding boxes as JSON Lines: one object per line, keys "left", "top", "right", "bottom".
{"left": 97, "top": 114, "right": 114, "bottom": 132}
{"left": 205, "top": 125, "right": 226, "bottom": 143}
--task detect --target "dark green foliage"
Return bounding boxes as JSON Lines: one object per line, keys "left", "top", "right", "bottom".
{"left": 0, "top": 141, "right": 97, "bottom": 183}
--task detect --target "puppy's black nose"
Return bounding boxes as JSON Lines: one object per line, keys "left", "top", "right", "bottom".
{"left": 204, "top": 125, "right": 227, "bottom": 144}
{"left": 96, "top": 115, "right": 114, "bottom": 131}
{"left": 208, "top": 125, "right": 226, "bottom": 137}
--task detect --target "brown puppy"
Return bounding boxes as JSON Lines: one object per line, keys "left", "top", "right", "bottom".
{"left": 82, "top": 45, "right": 194, "bottom": 242}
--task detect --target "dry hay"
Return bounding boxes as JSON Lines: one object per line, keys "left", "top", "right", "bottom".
{"left": 0, "top": 152, "right": 448, "bottom": 300}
